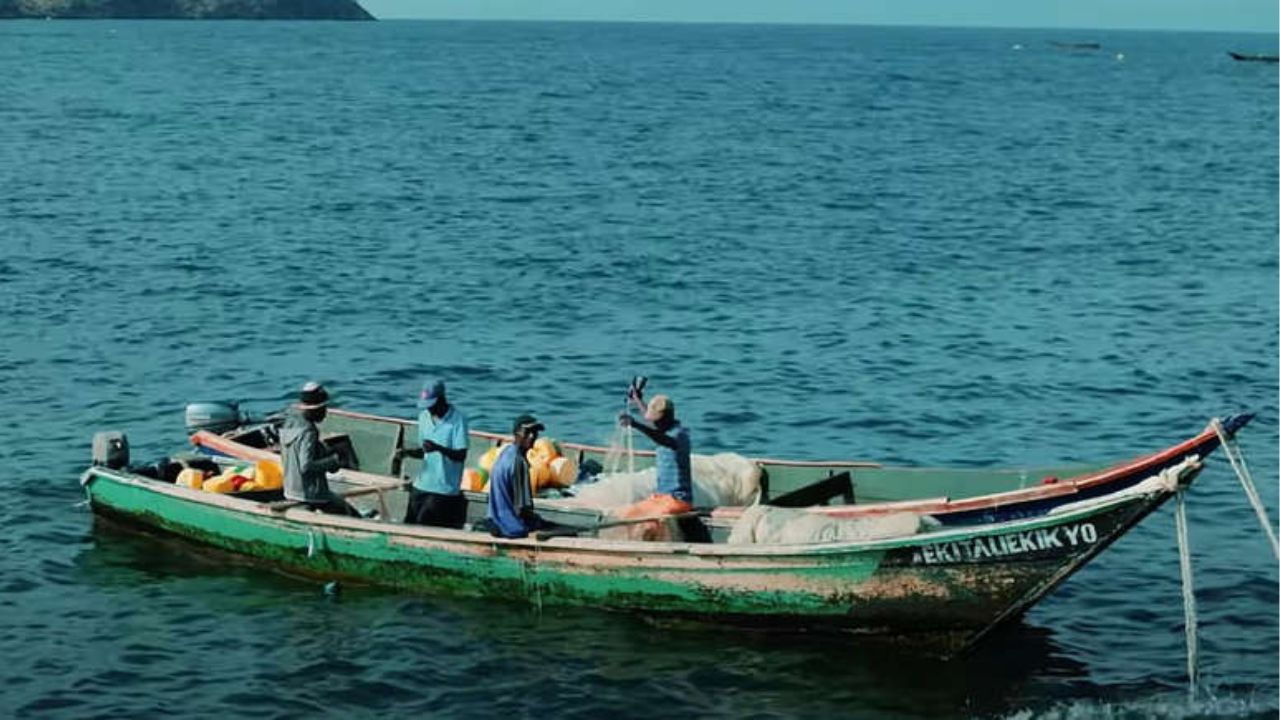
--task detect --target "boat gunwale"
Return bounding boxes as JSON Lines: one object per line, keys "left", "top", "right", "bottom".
{"left": 318, "top": 409, "right": 1221, "bottom": 488}
{"left": 191, "top": 410, "right": 1223, "bottom": 518}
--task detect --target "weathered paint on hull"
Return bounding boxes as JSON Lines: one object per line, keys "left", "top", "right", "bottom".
{"left": 83, "top": 466, "right": 1171, "bottom": 651}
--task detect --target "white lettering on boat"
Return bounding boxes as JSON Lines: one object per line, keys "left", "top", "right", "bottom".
{"left": 909, "top": 522, "right": 1099, "bottom": 565}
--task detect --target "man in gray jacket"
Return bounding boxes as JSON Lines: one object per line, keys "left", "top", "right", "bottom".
{"left": 281, "top": 381, "right": 359, "bottom": 516}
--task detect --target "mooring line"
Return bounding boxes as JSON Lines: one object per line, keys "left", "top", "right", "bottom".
{"left": 1174, "top": 489, "right": 1199, "bottom": 703}
{"left": 77, "top": 470, "right": 96, "bottom": 507}
{"left": 1211, "top": 418, "right": 1279, "bottom": 560}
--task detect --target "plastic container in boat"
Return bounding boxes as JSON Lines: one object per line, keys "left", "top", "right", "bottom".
{"left": 462, "top": 467, "right": 488, "bottom": 492}
{"left": 478, "top": 446, "right": 502, "bottom": 472}
{"left": 202, "top": 475, "right": 236, "bottom": 493}
{"left": 176, "top": 467, "right": 206, "bottom": 489}
{"left": 254, "top": 460, "right": 283, "bottom": 490}
{"left": 551, "top": 457, "right": 578, "bottom": 487}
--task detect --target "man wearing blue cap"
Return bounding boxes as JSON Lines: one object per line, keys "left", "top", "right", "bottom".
{"left": 396, "top": 380, "right": 470, "bottom": 528}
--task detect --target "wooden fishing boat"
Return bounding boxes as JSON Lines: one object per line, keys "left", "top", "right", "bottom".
{"left": 1228, "top": 51, "right": 1279, "bottom": 63}
{"left": 80, "top": 445, "right": 1204, "bottom": 656}
{"left": 190, "top": 408, "right": 1252, "bottom": 528}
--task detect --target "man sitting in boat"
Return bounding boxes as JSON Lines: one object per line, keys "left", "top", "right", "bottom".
{"left": 281, "top": 382, "right": 360, "bottom": 516}
{"left": 395, "top": 379, "right": 470, "bottom": 529}
{"left": 484, "top": 414, "right": 549, "bottom": 538}
{"left": 617, "top": 389, "right": 694, "bottom": 521}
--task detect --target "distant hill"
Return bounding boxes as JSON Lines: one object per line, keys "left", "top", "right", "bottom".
{"left": 0, "top": 0, "right": 374, "bottom": 20}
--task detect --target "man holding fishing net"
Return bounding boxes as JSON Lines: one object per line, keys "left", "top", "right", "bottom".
{"left": 617, "top": 383, "right": 694, "bottom": 530}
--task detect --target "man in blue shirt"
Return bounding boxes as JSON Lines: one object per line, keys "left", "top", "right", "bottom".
{"left": 485, "top": 413, "right": 547, "bottom": 538}
{"left": 397, "top": 379, "right": 470, "bottom": 528}
{"left": 619, "top": 390, "right": 693, "bottom": 514}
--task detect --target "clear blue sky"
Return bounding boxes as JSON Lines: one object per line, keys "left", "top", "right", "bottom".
{"left": 360, "top": 1, "right": 1277, "bottom": 33}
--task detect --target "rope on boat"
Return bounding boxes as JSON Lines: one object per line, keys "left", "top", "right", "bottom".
{"left": 77, "top": 470, "right": 95, "bottom": 507}
{"left": 1174, "top": 489, "right": 1199, "bottom": 702}
{"left": 307, "top": 528, "right": 318, "bottom": 558}
{"left": 518, "top": 549, "right": 543, "bottom": 616}
{"left": 533, "top": 543, "right": 544, "bottom": 616}
{"left": 624, "top": 376, "right": 643, "bottom": 474}
{"left": 1211, "top": 418, "right": 1279, "bottom": 560}
{"left": 625, "top": 422, "right": 635, "bottom": 474}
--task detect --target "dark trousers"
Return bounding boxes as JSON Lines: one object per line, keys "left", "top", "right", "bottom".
{"left": 404, "top": 489, "right": 468, "bottom": 529}
{"left": 306, "top": 497, "right": 361, "bottom": 517}
{"left": 472, "top": 512, "right": 555, "bottom": 538}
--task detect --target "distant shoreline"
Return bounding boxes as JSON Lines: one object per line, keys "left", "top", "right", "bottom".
{"left": 0, "top": 0, "right": 374, "bottom": 21}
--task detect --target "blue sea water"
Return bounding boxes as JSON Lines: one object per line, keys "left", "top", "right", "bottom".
{"left": 0, "top": 19, "right": 1277, "bottom": 718}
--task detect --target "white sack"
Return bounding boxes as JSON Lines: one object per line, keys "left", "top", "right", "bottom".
{"left": 727, "top": 505, "right": 923, "bottom": 545}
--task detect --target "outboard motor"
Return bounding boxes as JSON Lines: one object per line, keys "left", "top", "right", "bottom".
{"left": 92, "top": 431, "right": 130, "bottom": 470}
{"left": 185, "top": 401, "right": 248, "bottom": 435}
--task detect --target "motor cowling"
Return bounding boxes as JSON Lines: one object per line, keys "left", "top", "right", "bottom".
{"left": 92, "top": 431, "right": 129, "bottom": 469}
{"left": 185, "top": 402, "right": 247, "bottom": 435}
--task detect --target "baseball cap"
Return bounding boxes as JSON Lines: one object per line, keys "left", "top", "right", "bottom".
{"left": 512, "top": 413, "right": 545, "bottom": 435}
{"left": 419, "top": 379, "right": 446, "bottom": 409}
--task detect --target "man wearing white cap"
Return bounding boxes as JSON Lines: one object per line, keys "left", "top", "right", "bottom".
{"left": 280, "top": 381, "right": 359, "bottom": 516}
{"left": 618, "top": 386, "right": 694, "bottom": 518}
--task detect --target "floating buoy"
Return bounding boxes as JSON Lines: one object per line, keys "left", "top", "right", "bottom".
{"left": 255, "top": 460, "right": 283, "bottom": 490}
{"left": 551, "top": 456, "right": 579, "bottom": 487}
{"left": 478, "top": 446, "right": 502, "bottom": 472}
{"left": 176, "top": 467, "right": 206, "bottom": 489}
{"left": 462, "top": 467, "right": 489, "bottom": 492}
{"left": 529, "top": 438, "right": 560, "bottom": 466}
{"left": 202, "top": 475, "right": 236, "bottom": 493}
{"left": 529, "top": 461, "right": 555, "bottom": 492}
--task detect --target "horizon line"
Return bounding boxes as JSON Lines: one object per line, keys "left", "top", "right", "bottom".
{"left": 363, "top": 16, "right": 1279, "bottom": 35}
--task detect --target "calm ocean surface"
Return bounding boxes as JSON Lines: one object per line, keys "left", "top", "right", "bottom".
{"left": 0, "top": 19, "right": 1276, "bottom": 718}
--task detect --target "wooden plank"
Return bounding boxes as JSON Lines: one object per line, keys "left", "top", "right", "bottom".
{"left": 535, "top": 511, "right": 703, "bottom": 541}
{"left": 388, "top": 423, "right": 406, "bottom": 478}
{"left": 266, "top": 484, "right": 397, "bottom": 513}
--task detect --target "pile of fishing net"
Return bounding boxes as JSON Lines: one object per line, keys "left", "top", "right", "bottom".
{"left": 562, "top": 452, "right": 762, "bottom": 510}
{"left": 726, "top": 506, "right": 925, "bottom": 545}
{"left": 557, "top": 452, "right": 760, "bottom": 543}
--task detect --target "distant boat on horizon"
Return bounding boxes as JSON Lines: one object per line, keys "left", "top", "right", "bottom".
{"left": 1049, "top": 41, "right": 1101, "bottom": 50}
{"left": 1227, "top": 51, "right": 1279, "bottom": 63}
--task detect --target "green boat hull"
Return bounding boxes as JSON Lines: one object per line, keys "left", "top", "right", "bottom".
{"left": 82, "top": 462, "right": 1185, "bottom": 652}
